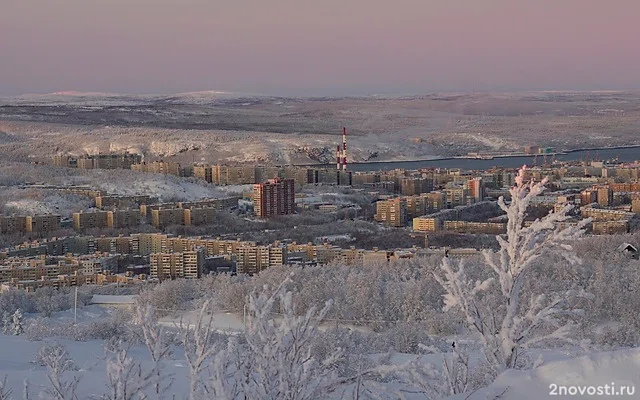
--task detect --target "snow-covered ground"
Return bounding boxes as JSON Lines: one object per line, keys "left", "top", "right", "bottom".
{"left": 449, "top": 349, "right": 640, "bottom": 399}
{"left": 0, "top": 328, "right": 637, "bottom": 399}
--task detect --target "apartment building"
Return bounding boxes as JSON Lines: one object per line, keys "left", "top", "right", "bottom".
{"left": 95, "top": 236, "right": 132, "bottom": 254}
{"left": 184, "top": 207, "right": 215, "bottom": 226}
{"left": 591, "top": 220, "right": 630, "bottom": 235}
{"left": 75, "top": 253, "right": 119, "bottom": 275}
{"left": 193, "top": 165, "right": 214, "bottom": 183}
{"left": 0, "top": 216, "right": 27, "bottom": 235}
{"left": 315, "top": 245, "right": 344, "bottom": 265}
{"left": 131, "top": 233, "right": 169, "bottom": 256}
{"left": 399, "top": 177, "right": 433, "bottom": 196}
{"left": 374, "top": 198, "right": 407, "bottom": 227}
{"left": 72, "top": 210, "right": 139, "bottom": 230}
{"left": 581, "top": 207, "right": 635, "bottom": 221}
{"left": 610, "top": 183, "right": 640, "bottom": 193}
{"left": 109, "top": 210, "right": 141, "bottom": 229}
{"left": 25, "top": 215, "right": 61, "bottom": 233}
{"left": 235, "top": 243, "right": 287, "bottom": 275}
{"left": 0, "top": 261, "right": 80, "bottom": 283}
{"left": 253, "top": 178, "right": 295, "bottom": 218}
{"left": 466, "top": 177, "right": 484, "bottom": 203}
{"left": 52, "top": 155, "right": 77, "bottom": 168}
{"left": 1, "top": 271, "right": 143, "bottom": 292}
{"left": 580, "top": 189, "right": 598, "bottom": 206}
{"left": 405, "top": 195, "right": 427, "bottom": 219}
{"left": 214, "top": 165, "right": 256, "bottom": 185}
{"left": 595, "top": 185, "right": 614, "bottom": 207}
{"left": 95, "top": 195, "right": 151, "bottom": 209}
{"left": 150, "top": 208, "right": 185, "bottom": 229}
{"left": 72, "top": 211, "right": 109, "bottom": 230}
{"left": 75, "top": 153, "right": 142, "bottom": 170}
{"left": 422, "top": 191, "right": 447, "bottom": 212}
{"left": 412, "top": 216, "right": 441, "bottom": 232}
{"left": 150, "top": 207, "right": 217, "bottom": 228}
{"left": 342, "top": 247, "right": 364, "bottom": 265}
{"left": 444, "top": 221, "right": 507, "bottom": 235}
{"left": 131, "top": 161, "right": 182, "bottom": 176}
{"left": 444, "top": 187, "right": 469, "bottom": 207}
{"left": 150, "top": 249, "right": 204, "bottom": 281}
{"left": 178, "top": 197, "right": 239, "bottom": 210}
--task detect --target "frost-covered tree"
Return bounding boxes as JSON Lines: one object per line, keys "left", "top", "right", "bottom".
{"left": 207, "top": 281, "right": 343, "bottom": 400}
{"left": 180, "top": 300, "right": 219, "bottom": 400}
{"left": 433, "top": 166, "right": 590, "bottom": 372}
{"left": 35, "top": 342, "right": 80, "bottom": 400}
{"left": 11, "top": 309, "right": 24, "bottom": 336}
{"left": 0, "top": 375, "right": 12, "bottom": 400}
{"left": 1, "top": 312, "right": 10, "bottom": 335}
{"left": 133, "top": 302, "right": 174, "bottom": 396}
{"left": 103, "top": 340, "right": 164, "bottom": 400}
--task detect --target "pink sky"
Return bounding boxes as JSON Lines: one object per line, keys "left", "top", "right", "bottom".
{"left": 1, "top": 0, "right": 639, "bottom": 95}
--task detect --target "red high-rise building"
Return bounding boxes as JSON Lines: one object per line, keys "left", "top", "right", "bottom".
{"left": 466, "top": 177, "right": 484, "bottom": 203}
{"left": 253, "top": 178, "right": 295, "bottom": 217}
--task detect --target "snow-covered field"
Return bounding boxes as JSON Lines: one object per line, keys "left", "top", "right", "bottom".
{"left": 1, "top": 320, "right": 637, "bottom": 399}
{"left": 451, "top": 349, "right": 640, "bottom": 399}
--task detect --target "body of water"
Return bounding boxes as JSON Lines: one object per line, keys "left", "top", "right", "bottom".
{"left": 346, "top": 146, "right": 640, "bottom": 172}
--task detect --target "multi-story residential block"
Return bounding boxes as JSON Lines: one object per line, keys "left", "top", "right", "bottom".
{"left": 25, "top": 215, "right": 61, "bottom": 233}
{"left": 109, "top": 210, "right": 141, "bottom": 229}
{"left": 444, "top": 221, "right": 507, "bottom": 235}
{"left": 466, "top": 177, "right": 484, "bottom": 203}
{"left": 0, "top": 260, "right": 81, "bottom": 283}
{"left": 72, "top": 210, "right": 139, "bottom": 230}
{"left": 405, "top": 195, "right": 427, "bottom": 219}
{"left": 422, "top": 191, "right": 447, "bottom": 212}
{"left": 131, "top": 161, "right": 182, "bottom": 176}
{"left": 580, "top": 189, "right": 598, "bottom": 205}
{"left": 315, "top": 245, "right": 343, "bottom": 265}
{"left": 150, "top": 249, "right": 204, "bottom": 281}
{"left": 591, "top": 220, "right": 630, "bottom": 235}
{"left": 595, "top": 185, "right": 614, "bottom": 207}
{"left": 399, "top": 177, "right": 433, "bottom": 196}
{"left": 52, "top": 155, "right": 77, "bottom": 168}
{"left": 632, "top": 199, "right": 640, "bottom": 213}
{"left": 178, "top": 197, "right": 239, "bottom": 211}
{"left": 610, "top": 183, "right": 640, "bottom": 193}
{"left": 412, "top": 216, "right": 441, "bottom": 232}
{"left": 95, "top": 195, "right": 152, "bottom": 209}
{"left": 72, "top": 211, "right": 110, "bottom": 230}
{"left": 150, "top": 208, "right": 185, "bottom": 229}
{"left": 193, "top": 165, "right": 214, "bottom": 183}
{"left": 76, "top": 153, "right": 142, "bottom": 170}
{"left": 352, "top": 172, "right": 378, "bottom": 186}
{"left": 212, "top": 165, "right": 256, "bottom": 185}
{"left": 374, "top": 198, "right": 407, "bottom": 227}
{"left": 342, "top": 247, "right": 364, "bottom": 265}
{"left": 131, "top": 233, "right": 169, "bottom": 255}
{"left": 184, "top": 207, "right": 215, "bottom": 225}
{"left": 253, "top": 178, "right": 295, "bottom": 217}
{"left": 581, "top": 207, "right": 635, "bottom": 221}
{"left": 444, "top": 187, "right": 469, "bottom": 207}
{"left": 0, "top": 216, "right": 27, "bottom": 235}
{"left": 235, "top": 244, "right": 287, "bottom": 274}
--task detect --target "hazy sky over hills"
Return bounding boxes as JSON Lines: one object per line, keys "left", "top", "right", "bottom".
{"left": 1, "top": 0, "right": 639, "bottom": 96}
